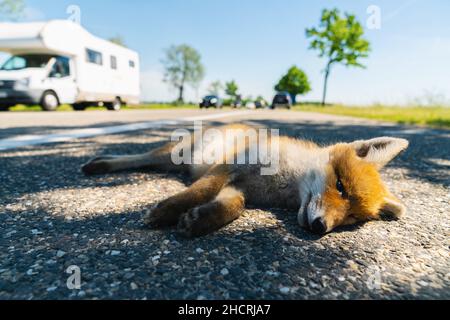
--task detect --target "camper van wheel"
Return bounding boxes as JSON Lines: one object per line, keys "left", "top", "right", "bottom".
{"left": 40, "top": 91, "right": 60, "bottom": 111}
{"left": 106, "top": 98, "right": 122, "bottom": 111}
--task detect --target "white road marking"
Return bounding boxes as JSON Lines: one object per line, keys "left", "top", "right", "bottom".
{"left": 0, "top": 111, "right": 253, "bottom": 151}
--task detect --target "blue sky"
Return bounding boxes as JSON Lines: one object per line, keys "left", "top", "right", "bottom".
{"left": 1, "top": 0, "right": 450, "bottom": 105}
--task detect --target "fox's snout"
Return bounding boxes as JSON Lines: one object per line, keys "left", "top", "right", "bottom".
{"left": 297, "top": 193, "right": 329, "bottom": 235}
{"left": 311, "top": 218, "right": 327, "bottom": 235}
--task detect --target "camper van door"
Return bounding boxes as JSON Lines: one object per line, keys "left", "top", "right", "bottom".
{"left": 44, "top": 56, "right": 78, "bottom": 104}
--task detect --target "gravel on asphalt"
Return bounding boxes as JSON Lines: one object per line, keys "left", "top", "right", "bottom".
{"left": 0, "top": 110, "right": 448, "bottom": 299}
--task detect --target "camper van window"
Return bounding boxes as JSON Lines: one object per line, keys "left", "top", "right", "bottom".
{"left": 86, "top": 49, "right": 103, "bottom": 65}
{"left": 129, "top": 60, "right": 135, "bottom": 68}
{"left": 110, "top": 56, "right": 118, "bottom": 70}
{"left": 49, "top": 57, "right": 71, "bottom": 78}
{"left": 1, "top": 54, "right": 54, "bottom": 71}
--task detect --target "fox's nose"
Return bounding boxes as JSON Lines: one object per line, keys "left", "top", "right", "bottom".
{"left": 311, "top": 218, "right": 327, "bottom": 235}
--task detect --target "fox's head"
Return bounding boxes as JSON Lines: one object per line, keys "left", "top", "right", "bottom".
{"left": 297, "top": 137, "right": 409, "bottom": 234}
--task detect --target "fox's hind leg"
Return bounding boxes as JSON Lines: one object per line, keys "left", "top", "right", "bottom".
{"left": 82, "top": 142, "right": 183, "bottom": 175}
{"left": 143, "top": 165, "right": 230, "bottom": 228}
{"left": 177, "top": 186, "right": 245, "bottom": 238}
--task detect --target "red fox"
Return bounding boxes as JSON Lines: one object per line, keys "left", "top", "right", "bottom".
{"left": 82, "top": 124, "right": 409, "bottom": 238}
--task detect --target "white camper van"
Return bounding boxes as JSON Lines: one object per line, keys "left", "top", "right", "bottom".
{"left": 0, "top": 20, "right": 140, "bottom": 111}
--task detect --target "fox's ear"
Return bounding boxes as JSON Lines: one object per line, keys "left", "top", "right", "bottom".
{"left": 350, "top": 137, "right": 409, "bottom": 168}
{"left": 380, "top": 196, "right": 406, "bottom": 219}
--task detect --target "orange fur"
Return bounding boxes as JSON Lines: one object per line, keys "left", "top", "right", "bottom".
{"left": 322, "top": 145, "right": 388, "bottom": 230}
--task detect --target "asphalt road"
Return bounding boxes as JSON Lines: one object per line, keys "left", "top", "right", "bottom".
{"left": 0, "top": 109, "right": 448, "bottom": 300}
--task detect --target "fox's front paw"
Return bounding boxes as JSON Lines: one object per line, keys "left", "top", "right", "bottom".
{"left": 143, "top": 203, "right": 163, "bottom": 227}
{"left": 143, "top": 201, "right": 179, "bottom": 228}
{"left": 177, "top": 207, "right": 216, "bottom": 238}
{"left": 177, "top": 208, "right": 201, "bottom": 238}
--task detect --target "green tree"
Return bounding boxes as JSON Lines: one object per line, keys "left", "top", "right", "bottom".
{"left": 274, "top": 66, "right": 311, "bottom": 104}
{"left": 225, "top": 80, "right": 239, "bottom": 99}
{"left": 0, "top": 0, "right": 25, "bottom": 21}
{"left": 306, "top": 8, "right": 370, "bottom": 105}
{"left": 207, "top": 80, "right": 223, "bottom": 96}
{"left": 109, "top": 35, "right": 126, "bottom": 47}
{"left": 161, "top": 44, "right": 205, "bottom": 103}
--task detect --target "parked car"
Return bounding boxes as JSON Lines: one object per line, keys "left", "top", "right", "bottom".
{"left": 254, "top": 98, "right": 267, "bottom": 109}
{"left": 200, "top": 95, "right": 222, "bottom": 108}
{"left": 271, "top": 92, "right": 292, "bottom": 109}
{"left": 0, "top": 20, "right": 140, "bottom": 111}
{"left": 232, "top": 95, "right": 242, "bottom": 108}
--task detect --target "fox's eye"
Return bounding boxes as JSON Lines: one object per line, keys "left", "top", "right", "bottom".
{"left": 336, "top": 179, "right": 347, "bottom": 197}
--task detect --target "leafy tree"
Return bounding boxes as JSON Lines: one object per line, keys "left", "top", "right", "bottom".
{"left": 161, "top": 44, "right": 205, "bottom": 103}
{"left": 207, "top": 80, "right": 223, "bottom": 96}
{"left": 274, "top": 66, "right": 311, "bottom": 104}
{"left": 109, "top": 35, "right": 126, "bottom": 47}
{"left": 225, "top": 80, "right": 239, "bottom": 99}
{"left": 0, "top": 0, "right": 25, "bottom": 21}
{"left": 306, "top": 8, "right": 370, "bottom": 105}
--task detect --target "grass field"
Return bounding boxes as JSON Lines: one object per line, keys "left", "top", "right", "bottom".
{"left": 295, "top": 105, "right": 450, "bottom": 129}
